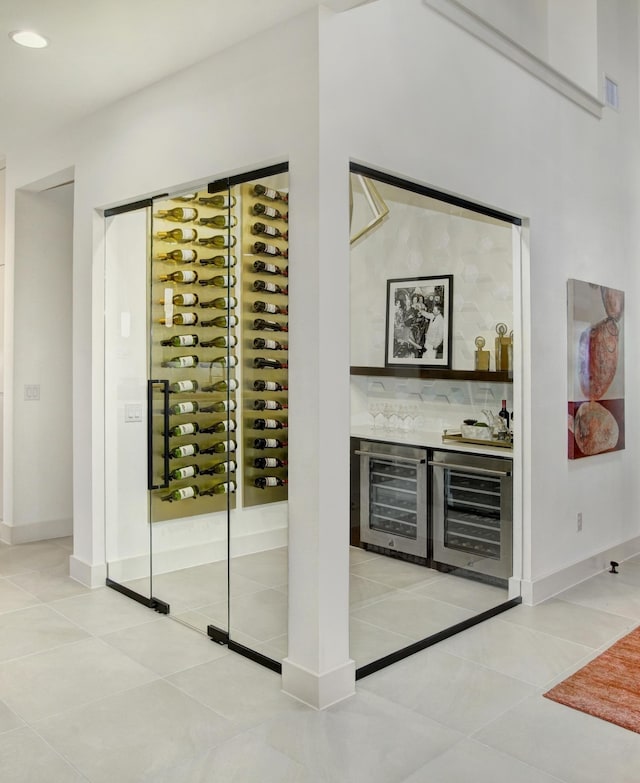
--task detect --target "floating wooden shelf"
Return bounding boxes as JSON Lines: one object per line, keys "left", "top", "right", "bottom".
{"left": 350, "top": 366, "right": 512, "bottom": 383}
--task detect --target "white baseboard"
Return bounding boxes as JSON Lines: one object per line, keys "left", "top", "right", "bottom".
{"left": 521, "top": 535, "right": 640, "bottom": 605}
{"left": 0, "top": 518, "right": 73, "bottom": 545}
{"left": 281, "top": 657, "right": 356, "bottom": 710}
{"left": 69, "top": 555, "right": 107, "bottom": 589}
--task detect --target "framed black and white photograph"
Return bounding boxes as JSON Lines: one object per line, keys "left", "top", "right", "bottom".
{"left": 385, "top": 275, "right": 453, "bottom": 369}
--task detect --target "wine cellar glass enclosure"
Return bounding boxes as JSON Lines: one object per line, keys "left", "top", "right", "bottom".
{"left": 104, "top": 164, "right": 289, "bottom": 670}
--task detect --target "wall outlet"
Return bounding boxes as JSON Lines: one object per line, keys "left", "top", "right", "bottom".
{"left": 577, "top": 511, "right": 583, "bottom": 532}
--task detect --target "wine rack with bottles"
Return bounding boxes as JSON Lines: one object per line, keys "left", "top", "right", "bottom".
{"left": 150, "top": 189, "right": 240, "bottom": 521}
{"left": 241, "top": 182, "right": 289, "bottom": 508}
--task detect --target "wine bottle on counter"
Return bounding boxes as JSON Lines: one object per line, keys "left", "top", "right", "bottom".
{"left": 253, "top": 338, "right": 287, "bottom": 351}
{"left": 199, "top": 419, "right": 237, "bottom": 434}
{"left": 163, "top": 354, "right": 199, "bottom": 369}
{"left": 499, "top": 400, "right": 510, "bottom": 428}
{"left": 200, "top": 254, "right": 237, "bottom": 268}
{"left": 251, "top": 222, "right": 288, "bottom": 240}
{"left": 198, "top": 215, "right": 238, "bottom": 229}
{"left": 200, "top": 314, "right": 238, "bottom": 328}
{"left": 169, "top": 379, "right": 199, "bottom": 393}
{"left": 168, "top": 443, "right": 200, "bottom": 459}
{"left": 159, "top": 270, "right": 198, "bottom": 284}
{"left": 160, "top": 312, "right": 198, "bottom": 326}
{"left": 161, "top": 334, "right": 198, "bottom": 347}
{"left": 198, "top": 234, "right": 237, "bottom": 248}
{"left": 252, "top": 280, "right": 288, "bottom": 295}
{"left": 253, "top": 241, "right": 287, "bottom": 258}
{"left": 161, "top": 485, "right": 200, "bottom": 502}
{"left": 254, "top": 476, "right": 288, "bottom": 489}
{"left": 252, "top": 260, "right": 288, "bottom": 276}
{"left": 198, "top": 194, "right": 237, "bottom": 208}
{"left": 155, "top": 207, "right": 198, "bottom": 222}
{"left": 253, "top": 301, "right": 288, "bottom": 315}
{"left": 168, "top": 422, "right": 199, "bottom": 437}
{"left": 252, "top": 184, "right": 288, "bottom": 203}
{"left": 253, "top": 318, "right": 288, "bottom": 332}
{"left": 199, "top": 335, "right": 238, "bottom": 349}
{"left": 253, "top": 418, "right": 286, "bottom": 430}
{"left": 253, "top": 456, "right": 288, "bottom": 469}
{"left": 252, "top": 203, "right": 287, "bottom": 222}
{"left": 253, "top": 357, "right": 288, "bottom": 370}
{"left": 200, "top": 439, "right": 237, "bottom": 454}
{"left": 157, "top": 249, "right": 198, "bottom": 263}
{"left": 201, "top": 378, "right": 239, "bottom": 393}
{"left": 199, "top": 274, "right": 237, "bottom": 288}
{"left": 168, "top": 464, "right": 199, "bottom": 481}
{"left": 156, "top": 228, "right": 198, "bottom": 243}
{"left": 169, "top": 400, "right": 199, "bottom": 415}
{"left": 253, "top": 379, "right": 287, "bottom": 392}
{"left": 201, "top": 481, "right": 237, "bottom": 495}
{"left": 199, "top": 459, "right": 237, "bottom": 476}
{"left": 253, "top": 437, "right": 287, "bottom": 449}
{"left": 253, "top": 399, "right": 287, "bottom": 411}
{"left": 200, "top": 296, "right": 238, "bottom": 309}
{"left": 167, "top": 292, "right": 198, "bottom": 306}
{"left": 200, "top": 399, "right": 237, "bottom": 414}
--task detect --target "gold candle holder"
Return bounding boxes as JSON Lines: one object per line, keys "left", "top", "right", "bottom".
{"left": 474, "top": 336, "right": 490, "bottom": 371}
{"left": 495, "top": 323, "right": 511, "bottom": 372}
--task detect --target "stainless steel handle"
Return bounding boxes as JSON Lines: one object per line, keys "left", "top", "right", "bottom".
{"left": 428, "top": 460, "right": 511, "bottom": 477}
{"left": 355, "top": 450, "right": 425, "bottom": 465}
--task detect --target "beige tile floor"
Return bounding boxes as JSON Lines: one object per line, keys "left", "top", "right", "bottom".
{"left": 1, "top": 537, "right": 640, "bottom": 781}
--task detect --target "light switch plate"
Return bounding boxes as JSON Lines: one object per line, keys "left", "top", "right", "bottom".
{"left": 24, "top": 384, "right": 40, "bottom": 401}
{"left": 125, "top": 404, "right": 143, "bottom": 423}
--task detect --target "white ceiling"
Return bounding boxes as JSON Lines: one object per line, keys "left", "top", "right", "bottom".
{"left": 0, "top": 0, "right": 373, "bottom": 160}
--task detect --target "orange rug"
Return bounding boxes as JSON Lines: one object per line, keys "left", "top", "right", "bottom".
{"left": 544, "top": 626, "right": 640, "bottom": 733}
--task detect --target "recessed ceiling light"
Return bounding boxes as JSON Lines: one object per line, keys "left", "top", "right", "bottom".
{"left": 9, "top": 30, "right": 49, "bottom": 49}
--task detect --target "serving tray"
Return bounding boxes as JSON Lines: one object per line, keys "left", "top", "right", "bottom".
{"left": 441, "top": 430, "right": 513, "bottom": 449}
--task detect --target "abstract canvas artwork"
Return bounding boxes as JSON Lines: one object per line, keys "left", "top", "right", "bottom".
{"left": 567, "top": 279, "right": 624, "bottom": 459}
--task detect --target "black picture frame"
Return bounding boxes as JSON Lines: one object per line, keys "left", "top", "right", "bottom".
{"left": 385, "top": 275, "right": 453, "bottom": 369}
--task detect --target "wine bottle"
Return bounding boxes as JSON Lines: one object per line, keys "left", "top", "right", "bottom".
{"left": 253, "top": 280, "right": 287, "bottom": 295}
{"left": 201, "top": 378, "right": 239, "bottom": 393}
{"left": 499, "top": 400, "right": 510, "bottom": 428}
{"left": 169, "top": 379, "right": 199, "bottom": 393}
{"left": 254, "top": 476, "right": 288, "bottom": 489}
{"left": 168, "top": 443, "right": 200, "bottom": 459}
{"left": 168, "top": 464, "right": 199, "bottom": 480}
{"left": 253, "top": 241, "right": 287, "bottom": 258}
{"left": 253, "top": 379, "right": 287, "bottom": 392}
{"left": 200, "top": 255, "right": 237, "bottom": 268}
{"left": 201, "top": 481, "right": 237, "bottom": 495}
{"left": 253, "top": 456, "right": 288, "bottom": 469}
{"left": 156, "top": 228, "right": 198, "bottom": 243}
{"left": 253, "top": 301, "right": 287, "bottom": 315}
{"left": 253, "top": 338, "right": 287, "bottom": 351}
{"left": 199, "top": 459, "right": 237, "bottom": 476}
{"left": 168, "top": 422, "right": 199, "bottom": 437}
{"left": 201, "top": 355, "right": 238, "bottom": 369}
{"left": 199, "top": 274, "right": 237, "bottom": 288}
{"left": 200, "top": 314, "right": 239, "bottom": 328}
{"left": 252, "top": 184, "right": 288, "bottom": 203}
{"left": 252, "top": 222, "right": 288, "bottom": 240}
{"left": 253, "top": 357, "right": 288, "bottom": 370}
{"left": 172, "top": 194, "right": 198, "bottom": 203}
{"left": 254, "top": 318, "right": 288, "bottom": 332}
{"left": 253, "top": 437, "right": 287, "bottom": 449}
{"left": 200, "top": 399, "right": 237, "bottom": 414}
{"left": 168, "top": 292, "right": 198, "bottom": 306}
{"left": 199, "top": 419, "right": 237, "bottom": 433}
{"left": 157, "top": 249, "right": 198, "bottom": 263}
{"left": 159, "top": 270, "right": 198, "bottom": 284}
{"left": 161, "top": 485, "right": 200, "bottom": 502}
{"left": 252, "top": 260, "right": 287, "bottom": 276}
{"left": 160, "top": 312, "right": 198, "bottom": 326}
{"left": 199, "top": 335, "right": 238, "bottom": 349}
{"left": 198, "top": 194, "right": 237, "bottom": 208}
{"left": 163, "top": 354, "right": 199, "bottom": 369}
{"left": 252, "top": 203, "right": 287, "bottom": 221}
{"left": 201, "top": 439, "right": 237, "bottom": 454}
{"left": 200, "top": 296, "right": 238, "bottom": 310}
{"left": 253, "top": 399, "right": 286, "bottom": 411}
{"left": 169, "top": 400, "right": 199, "bottom": 415}
{"left": 198, "top": 215, "right": 238, "bottom": 228}
{"left": 253, "top": 418, "right": 285, "bottom": 430}
{"left": 155, "top": 207, "right": 198, "bottom": 222}
{"left": 161, "top": 334, "right": 198, "bottom": 347}
{"left": 198, "top": 234, "right": 237, "bottom": 248}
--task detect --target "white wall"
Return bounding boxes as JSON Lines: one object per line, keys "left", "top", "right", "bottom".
{"left": 320, "top": 0, "right": 640, "bottom": 596}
